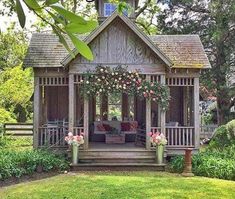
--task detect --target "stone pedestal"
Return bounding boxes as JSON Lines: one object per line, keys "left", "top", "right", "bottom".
{"left": 182, "top": 148, "right": 194, "bottom": 177}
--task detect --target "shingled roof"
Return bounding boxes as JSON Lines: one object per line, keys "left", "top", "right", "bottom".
{"left": 150, "top": 35, "right": 211, "bottom": 69}
{"left": 23, "top": 33, "right": 211, "bottom": 69}
{"left": 23, "top": 11, "right": 211, "bottom": 69}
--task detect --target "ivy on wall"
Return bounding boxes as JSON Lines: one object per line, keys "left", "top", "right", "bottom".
{"left": 80, "top": 65, "right": 170, "bottom": 110}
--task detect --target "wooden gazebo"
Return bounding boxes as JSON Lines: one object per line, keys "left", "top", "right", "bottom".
{"left": 23, "top": 3, "right": 210, "bottom": 163}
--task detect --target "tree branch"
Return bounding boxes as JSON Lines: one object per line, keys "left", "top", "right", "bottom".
{"left": 134, "top": 0, "right": 151, "bottom": 19}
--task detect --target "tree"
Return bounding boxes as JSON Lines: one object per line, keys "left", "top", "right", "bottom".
{"left": 0, "top": 66, "right": 33, "bottom": 122}
{"left": 0, "top": 23, "right": 28, "bottom": 71}
{"left": 157, "top": 0, "right": 235, "bottom": 125}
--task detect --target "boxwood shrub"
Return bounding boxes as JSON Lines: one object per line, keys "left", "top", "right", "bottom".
{"left": 0, "top": 149, "right": 69, "bottom": 180}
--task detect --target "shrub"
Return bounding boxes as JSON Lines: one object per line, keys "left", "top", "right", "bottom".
{"left": 170, "top": 145, "right": 235, "bottom": 180}
{"left": 209, "top": 125, "right": 230, "bottom": 149}
{"left": 0, "top": 149, "right": 69, "bottom": 180}
{"left": 209, "top": 120, "right": 235, "bottom": 149}
{"left": 226, "top": 120, "right": 235, "bottom": 141}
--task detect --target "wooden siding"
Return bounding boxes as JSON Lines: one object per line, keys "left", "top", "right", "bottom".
{"left": 69, "top": 18, "right": 166, "bottom": 74}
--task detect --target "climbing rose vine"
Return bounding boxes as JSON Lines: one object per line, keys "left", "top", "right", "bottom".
{"left": 80, "top": 65, "right": 170, "bottom": 110}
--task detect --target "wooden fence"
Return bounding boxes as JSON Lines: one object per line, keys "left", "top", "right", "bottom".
{"left": 3, "top": 123, "right": 33, "bottom": 136}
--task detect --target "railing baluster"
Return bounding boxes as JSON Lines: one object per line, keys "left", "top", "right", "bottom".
{"left": 186, "top": 128, "right": 189, "bottom": 146}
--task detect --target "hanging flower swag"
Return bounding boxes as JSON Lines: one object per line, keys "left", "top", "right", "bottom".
{"left": 80, "top": 65, "right": 170, "bottom": 110}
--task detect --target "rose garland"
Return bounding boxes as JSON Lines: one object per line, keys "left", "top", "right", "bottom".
{"left": 80, "top": 65, "right": 170, "bottom": 110}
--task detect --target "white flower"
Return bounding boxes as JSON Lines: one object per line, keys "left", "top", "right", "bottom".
{"left": 119, "top": 77, "right": 121, "bottom": 80}
{"left": 102, "top": 76, "right": 105, "bottom": 79}
{"left": 99, "top": 89, "right": 102, "bottom": 92}
{"left": 112, "top": 72, "right": 114, "bottom": 75}
{"left": 100, "top": 68, "right": 104, "bottom": 72}
{"left": 86, "top": 81, "right": 89, "bottom": 84}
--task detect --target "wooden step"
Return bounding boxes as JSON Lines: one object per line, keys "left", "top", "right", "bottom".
{"left": 78, "top": 150, "right": 157, "bottom": 157}
{"left": 71, "top": 163, "right": 166, "bottom": 171}
{"left": 79, "top": 156, "right": 156, "bottom": 163}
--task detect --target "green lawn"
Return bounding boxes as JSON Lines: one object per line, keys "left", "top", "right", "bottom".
{"left": 0, "top": 172, "right": 235, "bottom": 199}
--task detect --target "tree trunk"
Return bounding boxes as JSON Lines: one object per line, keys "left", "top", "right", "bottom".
{"left": 215, "top": 40, "right": 231, "bottom": 125}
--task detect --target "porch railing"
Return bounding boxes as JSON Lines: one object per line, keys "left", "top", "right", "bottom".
{"left": 38, "top": 127, "right": 68, "bottom": 147}
{"left": 73, "top": 127, "right": 84, "bottom": 135}
{"left": 166, "top": 127, "right": 195, "bottom": 147}
{"left": 151, "top": 126, "right": 195, "bottom": 148}
{"left": 38, "top": 127, "right": 85, "bottom": 147}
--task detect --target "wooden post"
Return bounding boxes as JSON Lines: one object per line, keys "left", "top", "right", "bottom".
{"left": 84, "top": 98, "right": 89, "bottom": 149}
{"left": 33, "top": 77, "right": 40, "bottom": 148}
{"left": 146, "top": 75, "right": 151, "bottom": 150}
{"left": 69, "top": 74, "right": 75, "bottom": 132}
{"left": 183, "top": 87, "right": 188, "bottom": 126}
{"left": 194, "top": 77, "right": 200, "bottom": 149}
{"left": 160, "top": 75, "right": 166, "bottom": 135}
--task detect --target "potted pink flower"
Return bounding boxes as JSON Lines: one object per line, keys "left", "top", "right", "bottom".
{"left": 65, "top": 132, "right": 84, "bottom": 164}
{"left": 149, "top": 131, "right": 167, "bottom": 164}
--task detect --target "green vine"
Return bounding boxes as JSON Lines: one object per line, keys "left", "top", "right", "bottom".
{"left": 80, "top": 65, "right": 170, "bottom": 110}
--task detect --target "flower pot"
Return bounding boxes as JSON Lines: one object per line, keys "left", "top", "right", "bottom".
{"left": 156, "top": 145, "right": 164, "bottom": 164}
{"left": 72, "top": 144, "right": 79, "bottom": 164}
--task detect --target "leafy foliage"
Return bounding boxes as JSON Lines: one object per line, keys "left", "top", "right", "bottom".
{"left": 209, "top": 120, "right": 235, "bottom": 149}
{"left": 0, "top": 149, "right": 69, "bottom": 180}
{"left": 14, "top": 0, "right": 98, "bottom": 60}
{"left": 0, "top": 26, "right": 27, "bottom": 70}
{"left": 0, "top": 108, "right": 16, "bottom": 124}
{"left": 157, "top": 0, "right": 235, "bottom": 124}
{"left": 0, "top": 66, "right": 33, "bottom": 122}
{"left": 170, "top": 120, "right": 235, "bottom": 180}
{"left": 170, "top": 145, "right": 235, "bottom": 180}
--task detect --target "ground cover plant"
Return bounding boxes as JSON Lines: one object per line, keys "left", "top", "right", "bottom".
{"left": 0, "top": 149, "right": 69, "bottom": 180}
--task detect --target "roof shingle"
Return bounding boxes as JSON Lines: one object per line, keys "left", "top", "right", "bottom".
{"left": 23, "top": 33, "right": 211, "bottom": 69}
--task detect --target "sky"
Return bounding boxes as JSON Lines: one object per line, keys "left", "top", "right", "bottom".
{"left": 0, "top": 1, "right": 37, "bottom": 32}
{"left": 0, "top": 0, "right": 163, "bottom": 33}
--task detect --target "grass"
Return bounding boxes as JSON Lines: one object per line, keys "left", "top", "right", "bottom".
{"left": 0, "top": 172, "right": 235, "bottom": 199}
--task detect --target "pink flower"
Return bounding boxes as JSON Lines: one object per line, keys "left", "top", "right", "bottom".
{"left": 68, "top": 132, "right": 73, "bottom": 137}
{"left": 148, "top": 132, "right": 153, "bottom": 136}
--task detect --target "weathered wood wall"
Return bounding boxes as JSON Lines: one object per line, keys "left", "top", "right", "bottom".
{"left": 69, "top": 18, "right": 166, "bottom": 74}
